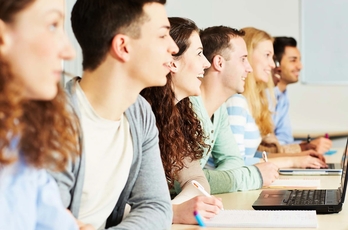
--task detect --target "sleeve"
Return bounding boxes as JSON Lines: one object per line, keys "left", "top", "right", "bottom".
{"left": 36, "top": 171, "right": 79, "bottom": 230}
{"left": 48, "top": 158, "right": 77, "bottom": 210}
{"left": 207, "top": 105, "right": 263, "bottom": 193}
{"left": 274, "top": 95, "right": 294, "bottom": 144}
{"left": 225, "top": 96, "right": 261, "bottom": 165}
{"left": 172, "top": 158, "right": 210, "bottom": 204}
{"left": 210, "top": 104, "right": 245, "bottom": 169}
{"left": 109, "top": 99, "right": 172, "bottom": 230}
{"left": 203, "top": 165, "right": 262, "bottom": 194}
{"left": 225, "top": 96, "right": 248, "bottom": 160}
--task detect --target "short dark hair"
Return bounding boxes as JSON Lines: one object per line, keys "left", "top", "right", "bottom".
{"left": 71, "top": 0, "right": 166, "bottom": 71}
{"left": 273, "top": 36, "right": 297, "bottom": 63}
{"left": 199, "top": 26, "right": 245, "bottom": 63}
{"left": 169, "top": 17, "right": 199, "bottom": 58}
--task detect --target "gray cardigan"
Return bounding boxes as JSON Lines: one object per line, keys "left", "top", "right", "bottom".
{"left": 50, "top": 78, "right": 172, "bottom": 230}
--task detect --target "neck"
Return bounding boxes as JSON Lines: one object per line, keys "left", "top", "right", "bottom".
{"left": 277, "top": 81, "right": 288, "bottom": 92}
{"left": 200, "top": 73, "right": 236, "bottom": 118}
{"left": 79, "top": 56, "right": 143, "bottom": 121}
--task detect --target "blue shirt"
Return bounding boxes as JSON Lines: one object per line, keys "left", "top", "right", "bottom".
{"left": 225, "top": 94, "right": 262, "bottom": 165}
{"left": 272, "top": 86, "right": 294, "bottom": 144}
{"left": 0, "top": 155, "right": 78, "bottom": 230}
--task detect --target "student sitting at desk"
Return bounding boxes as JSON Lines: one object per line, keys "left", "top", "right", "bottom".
{"left": 225, "top": 27, "right": 327, "bottom": 169}
{"left": 50, "top": 0, "right": 178, "bottom": 229}
{"left": 0, "top": 0, "right": 92, "bottom": 229}
{"left": 141, "top": 17, "right": 223, "bottom": 224}
{"left": 272, "top": 36, "right": 332, "bottom": 153}
{"left": 191, "top": 26, "right": 279, "bottom": 194}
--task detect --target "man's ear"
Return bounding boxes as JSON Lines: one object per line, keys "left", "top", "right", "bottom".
{"left": 110, "top": 34, "right": 130, "bottom": 62}
{"left": 211, "top": 55, "right": 224, "bottom": 72}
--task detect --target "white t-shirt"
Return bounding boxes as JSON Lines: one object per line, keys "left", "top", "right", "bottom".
{"left": 76, "top": 83, "right": 133, "bottom": 229}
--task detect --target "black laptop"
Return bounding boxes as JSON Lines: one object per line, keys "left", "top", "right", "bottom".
{"left": 252, "top": 138, "right": 348, "bottom": 214}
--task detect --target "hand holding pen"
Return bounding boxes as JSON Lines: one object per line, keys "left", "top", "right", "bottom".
{"left": 306, "top": 133, "right": 332, "bottom": 154}
{"left": 172, "top": 180, "right": 223, "bottom": 224}
{"left": 191, "top": 180, "right": 224, "bottom": 210}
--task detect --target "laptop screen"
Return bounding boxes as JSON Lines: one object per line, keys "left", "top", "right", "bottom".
{"left": 339, "top": 137, "right": 348, "bottom": 202}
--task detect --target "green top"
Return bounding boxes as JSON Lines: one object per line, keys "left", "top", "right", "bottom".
{"left": 190, "top": 96, "right": 263, "bottom": 194}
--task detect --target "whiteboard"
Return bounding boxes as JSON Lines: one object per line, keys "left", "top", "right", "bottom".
{"left": 301, "top": 0, "right": 348, "bottom": 85}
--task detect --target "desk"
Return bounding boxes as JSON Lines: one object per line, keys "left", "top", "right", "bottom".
{"left": 293, "top": 130, "right": 348, "bottom": 140}
{"left": 172, "top": 149, "right": 348, "bottom": 230}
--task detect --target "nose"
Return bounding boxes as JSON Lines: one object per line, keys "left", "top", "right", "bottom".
{"left": 297, "top": 61, "right": 303, "bottom": 70}
{"left": 169, "top": 37, "right": 179, "bottom": 55}
{"left": 269, "top": 58, "right": 276, "bottom": 69}
{"left": 246, "top": 59, "right": 253, "bottom": 73}
{"left": 60, "top": 33, "right": 76, "bottom": 61}
{"left": 202, "top": 55, "right": 211, "bottom": 69}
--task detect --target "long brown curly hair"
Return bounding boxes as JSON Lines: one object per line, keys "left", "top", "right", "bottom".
{"left": 0, "top": 0, "right": 80, "bottom": 171}
{"left": 141, "top": 17, "right": 209, "bottom": 188}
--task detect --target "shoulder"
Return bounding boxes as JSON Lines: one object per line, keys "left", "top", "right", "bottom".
{"left": 225, "top": 94, "right": 248, "bottom": 108}
{"left": 126, "top": 95, "right": 153, "bottom": 120}
{"left": 125, "top": 95, "right": 157, "bottom": 137}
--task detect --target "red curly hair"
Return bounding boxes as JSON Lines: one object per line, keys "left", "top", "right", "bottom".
{"left": 0, "top": 0, "right": 80, "bottom": 171}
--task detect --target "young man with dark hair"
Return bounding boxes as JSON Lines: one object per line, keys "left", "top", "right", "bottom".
{"left": 51, "top": 0, "right": 178, "bottom": 229}
{"left": 189, "top": 26, "right": 279, "bottom": 194}
{"left": 272, "top": 36, "right": 332, "bottom": 153}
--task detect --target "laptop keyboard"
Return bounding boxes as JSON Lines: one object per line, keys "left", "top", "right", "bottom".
{"left": 286, "top": 190, "right": 326, "bottom": 205}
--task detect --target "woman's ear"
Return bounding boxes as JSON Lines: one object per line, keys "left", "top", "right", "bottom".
{"left": 0, "top": 20, "right": 11, "bottom": 55}
{"left": 169, "top": 60, "right": 179, "bottom": 73}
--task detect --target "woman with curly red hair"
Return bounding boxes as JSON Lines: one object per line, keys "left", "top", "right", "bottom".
{"left": 141, "top": 17, "right": 223, "bottom": 224}
{"left": 0, "top": 0, "right": 92, "bottom": 229}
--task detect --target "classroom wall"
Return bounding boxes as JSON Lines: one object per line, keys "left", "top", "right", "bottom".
{"left": 64, "top": 0, "right": 348, "bottom": 136}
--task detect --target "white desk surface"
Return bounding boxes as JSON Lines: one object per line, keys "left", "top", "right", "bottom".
{"left": 172, "top": 148, "right": 348, "bottom": 230}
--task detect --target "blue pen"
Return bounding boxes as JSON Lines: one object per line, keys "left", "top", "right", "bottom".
{"left": 193, "top": 211, "right": 206, "bottom": 227}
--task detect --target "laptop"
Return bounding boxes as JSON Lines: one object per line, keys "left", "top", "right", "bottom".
{"left": 252, "top": 138, "right": 348, "bottom": 214}
{"left": 279, "top": 158, "right": 343, "bottom": 175}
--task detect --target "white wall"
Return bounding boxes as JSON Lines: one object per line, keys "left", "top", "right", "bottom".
{"left": 166, "top": 0, "right": 348, "bottom": 135}
{"left": 64, "top": 0, "right": 348, "bottom": 135}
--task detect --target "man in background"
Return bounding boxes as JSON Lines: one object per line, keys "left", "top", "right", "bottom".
{"left": 272, "top": 36, "right": 332, "bottom": 153}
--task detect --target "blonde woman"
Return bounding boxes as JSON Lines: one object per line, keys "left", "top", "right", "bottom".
{"left": 225, "top": 27, "right": 327, "bottom": 169}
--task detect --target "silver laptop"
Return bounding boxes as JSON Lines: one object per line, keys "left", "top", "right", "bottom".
{"left": 279, "top": 151, "right": 343, "bottom": 175}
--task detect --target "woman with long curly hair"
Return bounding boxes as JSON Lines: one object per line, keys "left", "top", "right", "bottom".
{"left": 141, "top": 17, "right": 223, "bottom": 224}
{"left": 0, "top": 0, "right": 93, "bottom": 229}
{"left": 225, "top": 27, "right": 327, "bottom": 169}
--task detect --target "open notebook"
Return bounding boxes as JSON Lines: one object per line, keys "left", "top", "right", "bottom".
{"left": 205, "top": 210, "right": 317, "bottom": 228}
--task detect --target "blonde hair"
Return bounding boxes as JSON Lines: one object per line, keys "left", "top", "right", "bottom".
{"left": 242, "top": 27, "right": 276, "bottom": 136}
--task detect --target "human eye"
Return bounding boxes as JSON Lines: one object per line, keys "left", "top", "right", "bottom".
{"left": 48, "top": 22, "right": 58, "bottom": 32}
{"left": 198, "top": 51, "right": 203, "bottom": 56}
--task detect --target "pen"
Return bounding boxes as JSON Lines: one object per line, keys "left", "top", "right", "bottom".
{"left": 262, "top": 151, "right": 268, "bottom": 162}
{"left": 191, "top": 180, "right": 224, "bottom": 210}
{"left": 193, "top": 211, "right": 206, "bottom": 227}
{"left": 191, "top": 180, "right": 211, "bottom": 197}
{"left": 307, "top": 134, "right": 311, "bottom": 143}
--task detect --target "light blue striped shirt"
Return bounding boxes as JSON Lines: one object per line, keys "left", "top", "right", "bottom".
{"left": 225, "top": 94, "right": 262, "bottom": 165}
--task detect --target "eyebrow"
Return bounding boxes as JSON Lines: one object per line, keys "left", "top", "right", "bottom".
{"left": 45, "top": 9, "right": 64, "bottom": 18}
{"left": 160, "top": 25, "right": 171, "bottom": 30}
{"left": 288, "top": 56, "right": 299, "bottom": 60}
